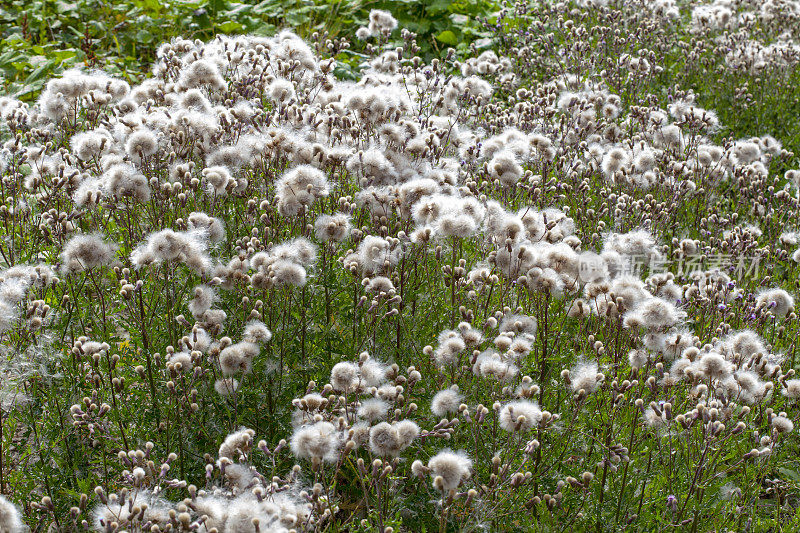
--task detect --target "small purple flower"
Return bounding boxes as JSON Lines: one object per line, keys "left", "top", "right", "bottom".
{"left": 667, "top": 495, "right": 678, "bottom": 512}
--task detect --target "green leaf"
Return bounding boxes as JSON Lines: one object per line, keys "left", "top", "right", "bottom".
{"left": 436, "top": 30, "right": 458, "bottom": 45}
{"left": 136, "top": 29, "right": 154, "bottom": 44}
{"left": 140, "top": 0, "right": 164, "bottom": 11}
{"left": 425, "top": 0, "right": 452, "bottom": 15}
{"left": 191, "top": 11, "right": 213, "bottom": 30}
{"left": 22, "top": 59, "right": 55, "bottom": 86}
{"left": 285, "top": 10, "right": 310, "bottom": 26}
{"left": 252, "top": 23, "right": 278, "bottom": 36}
{"left": 55, "top": 1, "right": 78, "bottom": 13}
{"left": 208, "top": 0, "right": 228, "bottom": 14}
{"left": 217, "top": 20, "right": 244, "bottom": 33}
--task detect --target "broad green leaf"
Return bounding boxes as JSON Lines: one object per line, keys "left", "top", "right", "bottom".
{"left": 217, "top": 21, "right": 244, "bottom": 33}
{"left": 136, "top": 29, "right": 154, "bottom": 44}
{"left": 425, "top": 0, "right": 452, "bottom": 15}
{"left": 253, "top": 23, "right": 278, "bottom": 36}
{"left": 22, "top": 59, "right": 55, "bottom": 85}
{"left": 436, "top": 30, "right": 458, "bottom": 45}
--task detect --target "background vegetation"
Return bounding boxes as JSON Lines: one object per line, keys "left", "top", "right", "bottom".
{"left": 0, "top": 0, "right": 498, "bottom": 98}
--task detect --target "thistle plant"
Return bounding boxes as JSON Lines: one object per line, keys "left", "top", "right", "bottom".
{"left": 2, "top": 1, "right": 800, "bottom": 531}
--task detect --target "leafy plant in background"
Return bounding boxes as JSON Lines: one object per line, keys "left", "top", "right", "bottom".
{"left": 0, "top": 0, "right": 498, "bottom": 99}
